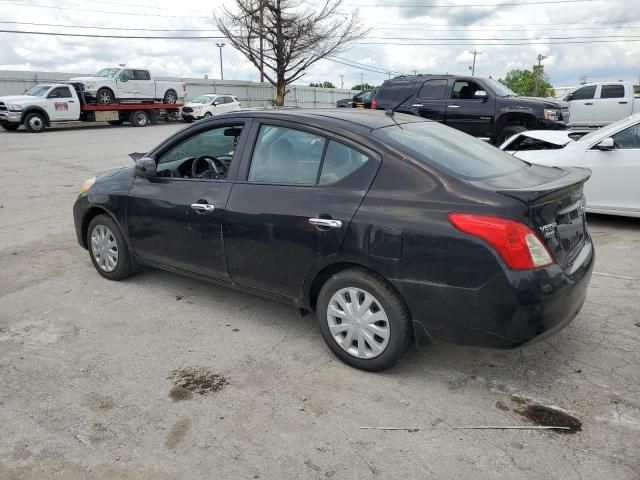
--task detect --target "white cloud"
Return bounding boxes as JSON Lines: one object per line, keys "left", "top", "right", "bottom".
{"left": 0, "top": 0, "right": 638, "bottom": 89}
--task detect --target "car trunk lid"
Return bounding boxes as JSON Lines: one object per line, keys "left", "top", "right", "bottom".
{"left": 474, "top": 164, "right": 591, "bottom": 269}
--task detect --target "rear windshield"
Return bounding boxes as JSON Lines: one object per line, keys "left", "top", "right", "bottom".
{"left": 373, "top": 121, "right": 527, "bottom": 179}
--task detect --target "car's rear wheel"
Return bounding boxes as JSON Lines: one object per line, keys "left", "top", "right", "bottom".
{"left": 87, "top": 214, "right": 134, "bottom": 281}
{"left": 204, "top": 112, "right": 212, "bottom": 118}
{"left": 24, "top": 112, "right": 46, "bottom": 133}
{"left": 317, "top": 268, "right": 411, "bottom": 371}
{"left": 130, "top": 110, "right": 149, "bottom": 127}
{"left": 163, "top": 89, "right": 178, "bottom": 104}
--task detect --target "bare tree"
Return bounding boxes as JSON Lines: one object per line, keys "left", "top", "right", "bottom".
{"left": 216, "top": 0, "right": 367, "bottom": 105}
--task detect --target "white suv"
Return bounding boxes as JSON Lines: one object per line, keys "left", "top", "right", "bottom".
{"left": 182, "top": 94, "right": 241, "bottom": 122}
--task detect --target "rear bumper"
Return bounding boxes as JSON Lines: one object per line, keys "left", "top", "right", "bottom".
{"left": 404, "top": 237, "right": 594, "bottom": 348}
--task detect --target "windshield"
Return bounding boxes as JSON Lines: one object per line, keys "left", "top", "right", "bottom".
{"left": 579, "top": 113, "right": 640, "bottom": 143}
{"left": 484, "top": 78, "right": 517, "bottom": 97}
{"left": 24, "top": 85, "right": 52, "bottom": 97}
{"left": 191, "top": 95, "right": 215, "bottom": 104}
{"left": 373, "top": 120, "right": 527, "bottom": 180}
{"left": 94, "top": 68, "right": 120, "bottom": 78}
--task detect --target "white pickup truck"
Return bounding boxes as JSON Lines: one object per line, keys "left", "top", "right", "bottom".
{"left": 564, "top": 81, "right": 640, "bottom": 127}
{"left": 70, "top": 67, "right": 185, "bottom": 105}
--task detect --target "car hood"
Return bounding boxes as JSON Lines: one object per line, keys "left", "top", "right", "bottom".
{"left": 0, "top": 95, "right": 42, "bottom": 103}
{"left": 512, "top": 130, "right": 577, "bottom": 147}
{"left": 502, "top": 96, "right": 569, "bottom": 109}
{"left": 69, "top": 76, "right": 103, "bottom": 82}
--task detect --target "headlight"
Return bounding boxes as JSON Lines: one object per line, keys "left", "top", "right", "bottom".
{"left": 544, "top": 108, "right": 561, "bottom": 121}
{"left": 84, "top": 82, "right": 95, "bottom": 89}
{"left": 8, "top": 104, "right": 23, "bottom": 111}
{"left": 78, "top": 177, "right": 96, "bottom": 196}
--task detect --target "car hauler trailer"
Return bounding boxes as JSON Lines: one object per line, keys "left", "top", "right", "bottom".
{"left": 0, "top": 82, "right": 183, "bottom": 133}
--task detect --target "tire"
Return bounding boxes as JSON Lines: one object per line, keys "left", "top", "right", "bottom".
{"left": 1, "top": 123, "right": 19, "bottom": 131}
{"left": 87, "top": 214, "right": 134, "bottom": 281}
{"left": 203, "top": 112, "right": 212, "bottom": 118}
{"left": 183, "top": 115, "right": 194, "bottom": 123}
{"left": 163, "top": 89, "right": 178, "bottom": 104}
{"left": 496, "top": 125, "right": 528, "bottom": 145}
{"left": 108, "top": 120, "right": 124, "bottom": 126}
{"left": 130, "top": 110, "right": 149, "bottom": 127}
{"left": 96, "top": 88, "right": 115, "bottom": 105}
{"left": 316, "top": 268, "right": 411, "bottom": 371}
{"left": 23, "top": 112, "right": 46, "bottom": 133}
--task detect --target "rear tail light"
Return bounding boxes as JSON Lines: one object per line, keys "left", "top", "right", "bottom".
{"left": 448, "top": 213, "right": 554, "bottom": 270}
{"left": 371, "top": 98, "right": 378, "bottom": 109}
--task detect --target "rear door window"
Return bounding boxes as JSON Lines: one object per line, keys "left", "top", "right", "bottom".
{"left": 600, "top": 85, "right": 625, "bottom": 99}
{"left": 134, "top": 70, "right": 151, "bottom": 80}
{"left": 248, "top": 125, "right": 326, "bottom": 184}
{"left": 319, "top": 141, "right": 370, "bottom": 185}
{"left": 417, "top": 79, "right": 447, "bottom": 99}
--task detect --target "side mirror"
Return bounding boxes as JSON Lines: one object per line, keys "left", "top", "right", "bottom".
{"left": 212, "top": 101, "right": 219, "bottom": 106}
{"left": 119, "top": 76, "right": 128, "bottom": 83}
{"left": 595, "top": 137, "right": 614, "bottom": 151}
{"left": 565, "top": 93, "right": 574, "bottom": 101}
{"left": 135, "top": 157, "right": 156, "bottom": 178}
{"left": 474, "top": 90, "right": 487, "bottom": 99}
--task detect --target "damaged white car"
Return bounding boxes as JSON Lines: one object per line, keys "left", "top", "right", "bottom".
{"left": 500, "top": 113, "right": 640, "bottom": 218}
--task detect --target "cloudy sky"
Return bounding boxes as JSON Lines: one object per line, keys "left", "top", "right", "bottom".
{"left": 0, "top": 0, "right": 638, "bottom": 90}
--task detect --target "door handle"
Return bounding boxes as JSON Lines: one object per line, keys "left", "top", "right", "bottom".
{"left": 309, "top": 218, "right": 342, "bottom": 229}
{"left": 411, "top": 104, "right": 424, "bottom": 107}
{"left": 619, "top": 101, "right": 628, "bottom": 104}
{"left": 448, "top": 104, "right": 461, "bottom": 108}
{"left": 69, "top": 100, "right": 75, "bottom": 103}
{"left": 585, "top": 102, "right": 593, "bottom": 105}
{"left": 191, "top": 203, "right": 215, "bottom": 212}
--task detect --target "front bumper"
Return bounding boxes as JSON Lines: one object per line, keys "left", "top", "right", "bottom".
{"left": 0, "top": 111, "right": 22, "bottom": 124}
{"left": 540, "top": 119, "right": 568, "bottom": 130}
{"left": 404, "top": 236, "right": 595, "bottom": 348}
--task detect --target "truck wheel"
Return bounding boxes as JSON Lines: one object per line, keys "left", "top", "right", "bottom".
{"left": 130, "top": 110, "right": 149, "bottom": 127}
{"left": 496, "top": 125, "right": 527, "bottom": 145}
{"left": 108, "top": 120, "right": 124, "bottom": 126}
{"left": 96, "top": 88, "right": 115, "bottom": 105}
{"left": 163, "top": 89, "right": 178, "bottom": 104}
{"left": 24, "top": 112, "right": 46, "bottom": 133}
{"left": 1, "top": 123, "right": 19, "bottom": 131}
{"left": 183, "top": 115, "right": 194, "bottom": 123}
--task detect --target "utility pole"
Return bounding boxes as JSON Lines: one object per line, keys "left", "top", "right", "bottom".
{"left": 534, "top": 53, "right": 547, "bottom": 96}
{"left": 216, "top": 42, "right": 225, "bottom": 80}
{"left": 259, "top": 0, "right": 264, "bottom": 82}
{"left": 339, "top": 74, "right": 344, "bottom": 89}
{"left": 468, "top": 50, "right": 482, "bottom": 76}
{"left": 387, "top": 71, "right": 391, "bottom": 80}
{"left": 360, "top": 72, "right": 364, "bottom": 91}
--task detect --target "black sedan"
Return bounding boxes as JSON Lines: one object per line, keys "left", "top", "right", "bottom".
{"left": 73, "top": 110, "right": 594, "bottom": 371}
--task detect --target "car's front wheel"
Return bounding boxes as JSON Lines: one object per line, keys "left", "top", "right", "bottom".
{"left": 317, "top": 268, "right": 411, "bottom": 371}
{"left": 96, "top": 88, "right": 115, "bottom": 105}
{"left": 87, "top": 214, "right": 134, "bottom": 281}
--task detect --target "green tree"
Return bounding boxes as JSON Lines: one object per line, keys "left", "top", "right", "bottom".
{"left": 309, "top": 81, "right": 336, "bottom": 88}
{"left": 351, "top": 83, "right": 375, "bottom": 90}
{"left": 499, "top": 65, "right": 555, "bottom": 97}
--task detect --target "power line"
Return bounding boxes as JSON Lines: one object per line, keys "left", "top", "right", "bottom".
{"left": 0, "top": 1, "right": 209, "bottom": 19}
{"left": 349, "top": 0, "right": 593, "bottom": 7}
{"left": 0, "top": 20, "right": 222, "bottom": 32}
{"left": 357, "top": 38, "right": 640, "bottom": 45}
{"left": 0, "top": 29, "right": 224, "bottom": 39}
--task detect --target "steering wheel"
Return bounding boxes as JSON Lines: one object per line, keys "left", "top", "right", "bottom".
{"left": 191, "top": 155, "right": 228, "bottom": 179}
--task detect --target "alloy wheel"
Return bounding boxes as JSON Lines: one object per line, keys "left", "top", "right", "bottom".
{"left": 90, "top": 225, "right": 119, "bottom": 272}
{"left": 326, "top": 287, "right": 390, "bottom": 359}
{"left": 28, "top": 116, "right": 43, "bottom": 131}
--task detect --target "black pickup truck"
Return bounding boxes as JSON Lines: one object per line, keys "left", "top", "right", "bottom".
{"left": 371, "top": 75, "right": 569, "bottom": 144}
